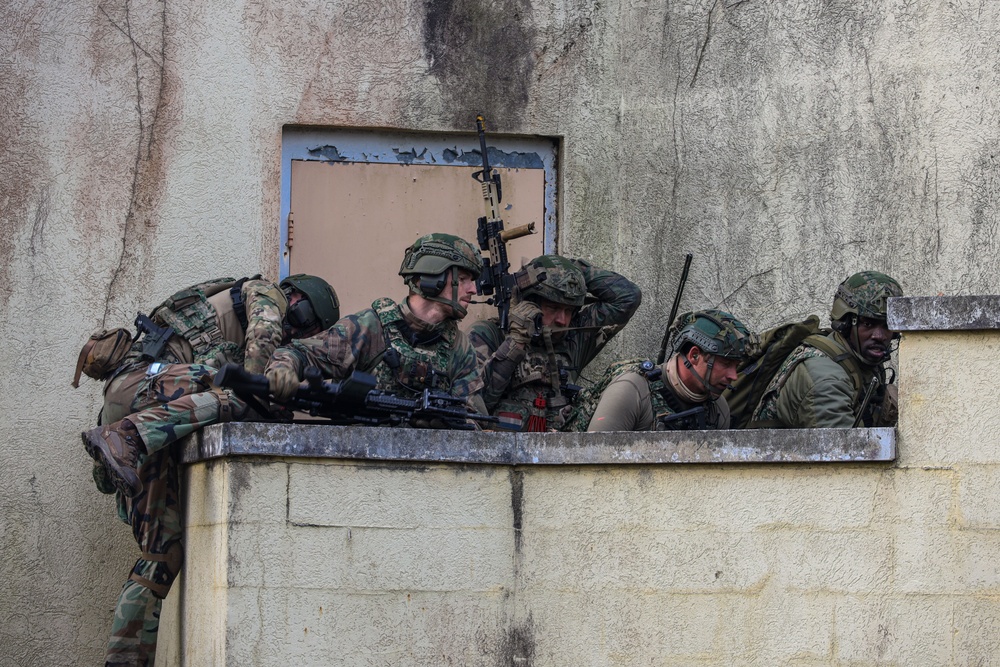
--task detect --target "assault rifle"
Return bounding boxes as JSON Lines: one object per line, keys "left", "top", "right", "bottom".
{"left": 656, "top": 254, "right": 694, "bottom": 365}
{"left": 135, "top": 312, "right": 174, "bottom": 362}
{"left": 472, "top": 114, "right": 537, "bottom": 331}
{"left": 214, "top": 363, "right": 498, "bottom": 431}
{"left": 657, "top": 406, "right": 707, "bottom": 431}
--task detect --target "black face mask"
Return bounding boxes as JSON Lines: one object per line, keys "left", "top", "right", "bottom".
{"left": 286, "top": 298, "right": 318, "bottom": 331}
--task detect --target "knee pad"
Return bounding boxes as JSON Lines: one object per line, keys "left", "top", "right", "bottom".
{"left": 128, "top": 541, "right": 184, "bottom": 599}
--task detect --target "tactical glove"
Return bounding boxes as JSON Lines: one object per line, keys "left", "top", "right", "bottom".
{"left": 266, "top": 366, "right": 301, "bottom": 402}
{"left": 508, "top": 301, "right": 543, "bottom": 346}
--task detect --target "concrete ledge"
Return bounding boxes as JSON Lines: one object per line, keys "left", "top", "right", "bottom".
{"left": 180, "top": 423, "right": 896, "bottom": 465}
{"left": 888, "top": 295, "right": 1000, "bottom": 331}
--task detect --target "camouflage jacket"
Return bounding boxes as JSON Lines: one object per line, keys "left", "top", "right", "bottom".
{"left": 468, "top": 259, "right": 641, "bottom": 430}
{"left": 751, "top": 331, "right": 890, "bottom": 428}
{"left": 124, "top": 277, "right": 288, "bottom": 375}
{"left": 267, "top": 297, "right": 483, "bottom": 400}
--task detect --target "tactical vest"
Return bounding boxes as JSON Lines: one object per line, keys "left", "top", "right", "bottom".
{"left": 364, "top": 298, "right": 457, "bottom": 399}
{"left": 149, "top": 277, "right": 252, "bottom": 367}
{"left": 494, "top": 341, "right": 576, "bottom": 431}
{"left": 560, "top": 358, "right": 720, "bottom": 432}
{"left": 749, "top": 333, "right": 881, "bottom": 427}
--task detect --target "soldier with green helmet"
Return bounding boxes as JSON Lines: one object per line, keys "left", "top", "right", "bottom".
{"left": 584, "top": 309, "right": 752, "bottom": 431}
{"left": 265, "top": 233, "right": 488, "bottom": 416}
{"left": 468, "top": 254, "right": 642, "bottom": 431}
{"left": 750, "top": 270, "right": 903, "bottom": 428}
{"left": 78, "top": 273, "right": 339, "bottom": 666}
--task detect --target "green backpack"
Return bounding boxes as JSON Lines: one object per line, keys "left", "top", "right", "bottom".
{"left": 723, "top": 315, "right": 831, "bottom": 429}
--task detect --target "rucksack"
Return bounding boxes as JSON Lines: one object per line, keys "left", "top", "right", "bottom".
{"left": 723, "top": 315, "right": 867, "bottom": 428}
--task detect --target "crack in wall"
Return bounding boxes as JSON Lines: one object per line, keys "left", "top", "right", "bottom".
{"left": 100, "top": 0, "right": 168, "bottom": 327}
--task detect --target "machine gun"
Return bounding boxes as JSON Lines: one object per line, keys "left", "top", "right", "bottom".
{"left": 472, "top": 114, "right": 537, "bottom": 331}
{"left": 214, "top": 363, "right": 498, "bottom": 431}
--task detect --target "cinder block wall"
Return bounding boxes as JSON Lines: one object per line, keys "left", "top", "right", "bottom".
{"left": 157, "top": 297, "right": 1000, "bottom": 666}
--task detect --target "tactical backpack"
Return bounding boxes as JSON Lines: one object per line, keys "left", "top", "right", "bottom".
{"left": 723, "top": 315, "right": 867, "bottom": 428}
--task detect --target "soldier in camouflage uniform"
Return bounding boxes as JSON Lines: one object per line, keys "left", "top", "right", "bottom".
{"left": 750, "top": 271, "right": 903, "bottom": 428}
{"left": 265, "top": 234, "right": 487, "bottom": 416}
{"left": 582, "top": 310, "right": 751, "bottom": 431}
{"left": 468, "top": 255, "right": 641, "bottom": 431}
{"left": 81, "top": 274, "right": 339, "bottom": 667}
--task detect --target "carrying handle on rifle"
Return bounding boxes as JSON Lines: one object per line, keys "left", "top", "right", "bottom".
{"left": 656, "top": 253, "right": 693, "bottom": 365}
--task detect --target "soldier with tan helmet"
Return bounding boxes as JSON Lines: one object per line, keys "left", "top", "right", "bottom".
{"left": 581, "top": 310, "right": 752, "bottom": 431}
{"left": 468, "top": 254, "right": 642, "bottom": 431}
{"left": 265, "top": 233, "right": 487, "bottom": 414}
{"left": 750, "top": 270, "right": 904, "bottom": 428}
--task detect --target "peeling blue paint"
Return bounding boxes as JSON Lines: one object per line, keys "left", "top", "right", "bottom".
{"left": 307, "top": 145, "right": 348, "bottom": 162}
{"left": 281, "top": 127, "right": 558, "bottom": 278}
{"left": 446, "top": 148, "right": 544, "bottom": 169}
{"left": 392, "top": 147, "right": 430, "bottom": 163}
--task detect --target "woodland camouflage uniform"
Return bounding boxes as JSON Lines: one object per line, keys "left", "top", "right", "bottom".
{"left": 84, "top": 275, "right": 338, "bottom": 667}
{"left": 265, "top": 234, "right": 486, "bottom": 411}
{"left": 266, "top": 297, "right": 483, "bottom": 400}
{"left": 468, "top": 256, "right": 641, "bottom": 431}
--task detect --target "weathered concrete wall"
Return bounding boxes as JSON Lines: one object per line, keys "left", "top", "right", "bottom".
{"left": 3, "top": 0, "right": 1000, "bottom": 663}
{"left": 154, "top": 297, "right": 1000, "bottom": 666}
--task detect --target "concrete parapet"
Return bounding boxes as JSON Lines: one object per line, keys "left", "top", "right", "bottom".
{"left": 157, "top": 295, "right": 1000, "bottom": 666}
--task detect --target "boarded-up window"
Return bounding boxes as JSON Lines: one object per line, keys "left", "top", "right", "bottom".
{"left": 281, "top": 127, "right": 558, "bottom": 327}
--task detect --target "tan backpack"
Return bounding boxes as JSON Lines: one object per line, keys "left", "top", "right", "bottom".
{"left": 72, "top": 328, "right": 135, "bottom": 387}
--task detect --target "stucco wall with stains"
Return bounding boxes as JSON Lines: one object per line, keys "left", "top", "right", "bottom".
{"left": 2, "top": 0, "right": 999, "bottom": 664}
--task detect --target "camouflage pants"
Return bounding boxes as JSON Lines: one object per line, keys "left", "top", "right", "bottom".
{"left": 100, "top": 363, "right": 248, "bottom": 666}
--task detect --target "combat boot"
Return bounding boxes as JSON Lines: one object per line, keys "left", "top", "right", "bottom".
{"left": 81, "top": 419, "right": 145, "bottom": 498}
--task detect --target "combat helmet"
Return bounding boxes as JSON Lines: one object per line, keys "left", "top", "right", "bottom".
{"left": 831, "top": 271, "right": 903, "bottom": 323}
{"left": 280, "top": 274, "right": 340, "bottom": 334}
{"left": 668, "top": 309, "right": 752, "bottom": 360}
{"left": 518, "top": 255, "right": 587, "bottom": 308}
{"left": 399, "top": 233, "right": 483, "bottom": 318}
{"left": 667, "top": 309, "right": 752, "bottom": 398}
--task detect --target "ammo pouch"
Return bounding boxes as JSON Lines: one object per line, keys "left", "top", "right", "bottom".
{"left": 72, "top": 328, "right": 135, "bottom": 387}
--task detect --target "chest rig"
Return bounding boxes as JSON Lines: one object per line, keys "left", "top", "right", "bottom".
{"left": 145, "top": 276, "right": 256, "bottom": 366}
{"left": 366, "top": 298, "right": 456, "bottom": 399}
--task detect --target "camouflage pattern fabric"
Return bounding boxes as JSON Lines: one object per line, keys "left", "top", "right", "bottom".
{"left": 267, "top": 297, "right": 483, "bottom": 400}
{"left": 831, "top": 271, "right": 903, "bottom": 321}
{"left": 105, "top": 444, "right": 182, "bottom": 666}
{"left": 93, "top": 278, "right": 285, "bottom": 666}
{"left": 751, "top": 331, "right": 889, "bottom": 428}
{"left": 468, "top": 258, "right": 642, "bottom": 431}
